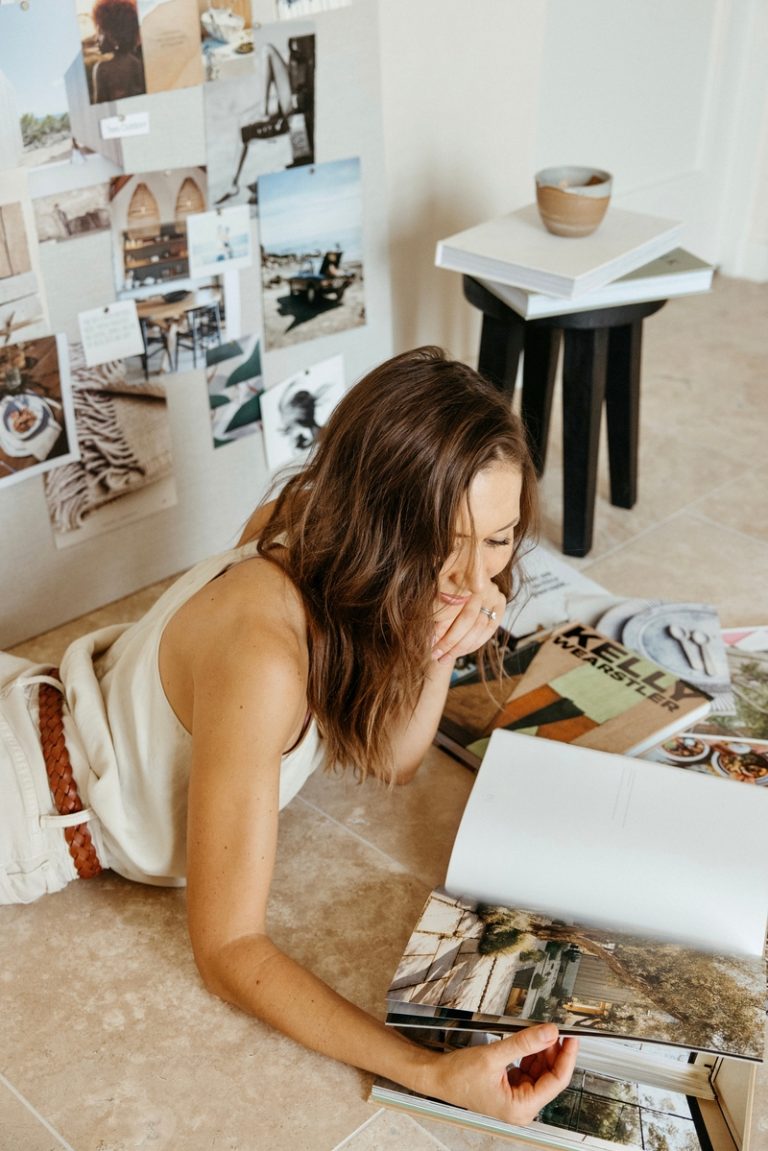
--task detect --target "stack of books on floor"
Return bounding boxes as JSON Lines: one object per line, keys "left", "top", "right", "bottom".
{"left": 371, "top": 551, "right": 768, "bottom": 1150}
{"left": 435, "top": 202, "right": 714, "bottom": 315}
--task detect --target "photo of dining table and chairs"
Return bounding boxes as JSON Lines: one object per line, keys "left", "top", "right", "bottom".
{"left": 133, "top": 284, "right": 225, "bottom": 380}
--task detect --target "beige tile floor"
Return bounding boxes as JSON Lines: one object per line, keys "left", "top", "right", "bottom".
{"left": 2, "top": 273, "right": 767, "bottom": 1150}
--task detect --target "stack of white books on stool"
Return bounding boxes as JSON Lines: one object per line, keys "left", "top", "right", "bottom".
{"left": 435, "top": 202, "right": 714, "bottom": 314}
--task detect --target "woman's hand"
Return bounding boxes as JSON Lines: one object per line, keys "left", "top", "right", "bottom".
{"left": 425, "top": 1025, "right": 579, "bottom": 1126}
{"left": 432, "top": 583, "right": 507, "bottom": 664}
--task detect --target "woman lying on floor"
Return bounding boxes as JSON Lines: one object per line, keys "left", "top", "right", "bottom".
{"left": 0, "top": 346, "right": 577, "bottom": 1125}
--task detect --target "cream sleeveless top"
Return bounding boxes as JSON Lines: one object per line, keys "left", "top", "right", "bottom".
{"left": 59, "top": 541, "right": 325, "bottom": 886}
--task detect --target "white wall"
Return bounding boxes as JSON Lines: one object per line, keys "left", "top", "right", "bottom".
{"left": 707, "top": 0, "right": 768, "bottom": 281}
{"left": 378, "top": 0, "right": 768, "bottom": 358}
{"left": 535, "top": 0, "right": 723, "bottom": 252}
{"left": 377, "top": 0, "right": 548, "bottom": 360}
{"left": 535, "top": 0, "right": 768, "bottom": 279}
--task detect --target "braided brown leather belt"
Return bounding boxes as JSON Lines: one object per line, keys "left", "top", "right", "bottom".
{"left": 38, "top": 669, "right": 102, "bottom": 880}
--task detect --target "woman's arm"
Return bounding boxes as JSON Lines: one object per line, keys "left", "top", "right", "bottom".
{"left": 183, "top": 575, "right": 576, "bottom": 1126}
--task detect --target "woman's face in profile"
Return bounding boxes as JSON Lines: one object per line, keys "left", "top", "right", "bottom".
{"left": 438, "top": 462, "right": 522, "bottom": 605}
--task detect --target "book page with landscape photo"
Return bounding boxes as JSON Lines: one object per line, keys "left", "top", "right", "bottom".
{"left": 445, "top": 730, "right": 768, "bottom": 957}
{"left": 387, "top": 888, "right": 766, "bottom": 1060}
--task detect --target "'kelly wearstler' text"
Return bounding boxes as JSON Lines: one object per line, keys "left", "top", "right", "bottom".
{"left": 552, "top": 624, "right": 703, "bottom": 711}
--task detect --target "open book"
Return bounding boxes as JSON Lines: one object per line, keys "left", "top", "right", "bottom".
{"left": 383, "top": 730, "right": 768, "bottom": 1150}
{"left": 371, "top": 1040, "right": 753, "bottom": 1151}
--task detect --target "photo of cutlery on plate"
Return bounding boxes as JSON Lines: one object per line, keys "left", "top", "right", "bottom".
{"left": 596, "top": 600, "right": 731, "bottom": 704}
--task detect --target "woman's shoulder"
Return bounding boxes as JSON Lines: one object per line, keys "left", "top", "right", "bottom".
{"left": 170, "top": 553, "right": 306, "bottom": 672}
{"left": 160, "top": 553, "right": 308, "bottom": 737}
{"left": 218, "top": 552, "right": 302, "bottom": 626}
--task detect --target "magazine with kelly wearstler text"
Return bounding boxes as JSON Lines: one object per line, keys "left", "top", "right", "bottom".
{"left": 435, "top": 630, "right": 547, "bottom": 769}
{"left": 438, "top": 622, "right": 712, "bottom": 770}
{"left": 383, "top": 730, "right": 768, "bottom": 1148}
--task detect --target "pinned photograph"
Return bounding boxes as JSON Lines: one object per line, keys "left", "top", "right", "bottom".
{"left": 43, "top": 341, "right": 177, "bottom": 547}
{"left": 76, "top": 0, "right": 148, "bottom": 103}
{"left": 108, "top": 168, "right": 227, "bottom": 380}
{"left": 33, "top": 184, "right": 112, "bottom": 245}
{"left": 0, "top": 1, "right": 80, "bottom": 168}
{"left": 123, "top": 278, "right": 225, "bottom": 380}
{"left": 108, "top": 165, "right": 207, "bottom": 294}
{"left": 260, "top": 352, "right": 344, "bottom": 471}
{"left": 76, "top": 0, "right": 203, "bottom": 106}
{"left": 200, "top": 0, "right": 257, "bottom": 83}
{"left": 0, "top": 183, "right": 49, "bottom": 343}
{"left": 205, "top": 333, "right": 263, "bottom": 449}
{"left": 258, "top": 157, "right": 365, "bottom": 350}
{"left": 0, "top": 335, "right": 79, "bottom": 489}
{"left": 204, "top": 25, "right": 315, "bottom": 211}
{"left": 186, "top": 204, "right": 252, "bottom": 280}
{"left": 137, "top": 0, "right": 204, "bottom": 95}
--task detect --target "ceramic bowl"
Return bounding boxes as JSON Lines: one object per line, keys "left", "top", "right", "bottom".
{"left": 535, "top": 166, "right": 612, "bottom": 237}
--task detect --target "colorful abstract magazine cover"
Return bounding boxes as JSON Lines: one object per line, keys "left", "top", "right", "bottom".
{"left": 436, "top": 631, "right": 547, "bottom": 769}
{"left": 440, "top": 622, "right": 712, "bottom": 763}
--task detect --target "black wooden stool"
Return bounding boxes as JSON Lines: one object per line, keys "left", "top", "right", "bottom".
{"left": 463, "top": 275, "right": 667, "bottom": 556}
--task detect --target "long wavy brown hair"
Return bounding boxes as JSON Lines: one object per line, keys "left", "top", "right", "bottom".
{"left": 258, "top": 347, "right": 538, "bottom": 779}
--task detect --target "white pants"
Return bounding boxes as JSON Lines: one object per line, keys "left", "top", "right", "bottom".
{"left": 0, "top": 652, "right": 107, "bottom": 904}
